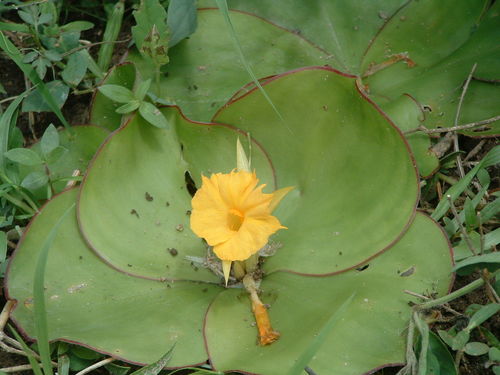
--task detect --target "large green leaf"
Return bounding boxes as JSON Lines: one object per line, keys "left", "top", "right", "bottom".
{"left": 6, "top": 189, "right": 221, "bottom": 367}
{"left": 200, "top": 0, "right": 408, "bottom": 75}
{"left": 362, "top": 0, "right": 499, "bottom": 136}
{"left": 78, "top": 107, "right": 274, "bottom": 281}
{"left": 127, "top": 9, "right": 336, "bottom": 122}
{"left": 213, "top": 67, "right": 419, "bottom": 275}
{"left": 204, "top": 212, "right": 453, "bottom": 375}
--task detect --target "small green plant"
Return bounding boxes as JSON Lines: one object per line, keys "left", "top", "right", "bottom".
{"left": 98, "top": 79, "right": 170, "bottom": 128}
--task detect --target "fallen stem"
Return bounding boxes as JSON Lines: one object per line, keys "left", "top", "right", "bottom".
{"left": 0, "top": 364, "right": 42, "bottom": 373}
{"left": 417, "top": 270, "right": 499, "bottom": 310}
{"left": 74, "top": 357, "right": 115, "bottom": 375}
{"left": 404, "top": 115, "right": 500, "bottom": 135}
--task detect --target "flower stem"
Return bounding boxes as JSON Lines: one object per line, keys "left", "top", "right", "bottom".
{"left": 243, "top": 274, "right": 280, "bottom": 345}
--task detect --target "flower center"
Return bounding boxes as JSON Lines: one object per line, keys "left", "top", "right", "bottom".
{"left": 227, "top": 208, "right": 245, "bottom": 231}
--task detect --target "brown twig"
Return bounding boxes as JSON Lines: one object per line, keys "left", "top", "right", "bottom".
{"left": 404, "top": 115, "right": 500, "bottom": 135}
{"left": 464, "top": 139, "right": 486, "bottom": 162}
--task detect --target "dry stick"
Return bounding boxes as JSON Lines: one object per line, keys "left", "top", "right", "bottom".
{"left": 0, "top": 301, "right": 14, "bottom": 331}
{"left": 74, "top": 357, "right": 115, "bottom": 375}
{"left": 454, "top": 63, "right": 477, "bottom": 178}
{"left": 404, "top": 115, "right": 500, "bottom": 135}
{"left": 23, "top": 76, "right": 37, "bottom": 141}
{"left": 0, "top": 340, "right": 26, "bottom": 356}
{"left": 0, "top": 364, "right": 41, "bottom": 373}
{"left": 447, "top": 195, "right": 477, "bottom": 255}
{"left": 464, "top": 140, "right": 486, "bottom": 162}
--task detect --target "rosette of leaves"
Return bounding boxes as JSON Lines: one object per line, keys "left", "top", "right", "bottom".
{"left": 6, "top": 67, "right": 453, "bottom": 374}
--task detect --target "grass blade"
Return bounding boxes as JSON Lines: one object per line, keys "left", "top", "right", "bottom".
{"left": 214, "top": 0, "right": 290, "bottom": 132}
{"left": 0, "top": 31, "right": 71, "bottom": 130}
{"left": 130, "top": 344, "right": 175, "bottom": 375}
{"left": 33, "top": 202, "right": 76, "bottom": 375}
{"left": 432, "top": 145, "right": 500, "bottom": 221}
{"left": 288, "top": 293, "right": 355, "bottom": 375}
{"left": 8, "top": 324, "right": 44, "bottom": 375}
{"left": 0, "top": 91, "right": 28, "bottom": 173}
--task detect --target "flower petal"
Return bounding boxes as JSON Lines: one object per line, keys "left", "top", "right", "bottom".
{"left": 213, "top": 216, "right": 283, "bottom": 261}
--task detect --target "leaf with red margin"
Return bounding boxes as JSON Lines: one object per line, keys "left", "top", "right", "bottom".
{"left": 6, "top": 188, "right": 222, "bottom": 367}
{"left": 127, "top": 8, "right": 336, "bottom": 122}
{"left": 213, "top": 67, "right": 419, "bottom": 275}
{"left": 204, "top": 213, "right": 453, "bottom": 375}
{"left": 77, "top": 106, "right": 274, "bottom": 281}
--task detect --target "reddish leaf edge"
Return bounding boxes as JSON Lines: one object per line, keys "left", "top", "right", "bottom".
{"left": 211, "top": 65, "right": 420, "bottom": 277}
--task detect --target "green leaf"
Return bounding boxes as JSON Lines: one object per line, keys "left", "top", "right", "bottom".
{"left": 98, "top": 84, "right": 135, "bottom": 103}
{"left": 215, "top": 0, "right": 284, "bottom": 124}
{"left": 127, "top": 9, "right": 335, "bottom": 122}
{"left": 60, "top": 21, "right": 94, "bottom": 32}
{"left": 479, "top": 327, "right": 500, "bottom": 350}
{"left": 134, "top": 79, "right": 151, "bottom": 101}
{"left": 90, "top": 63, "right": 136, "bottom": 131}
{"left": 420, "top": 332, "right": 457, "bottom": 375}
{"left": 490, "top": 347, "right": 500, "bottom": 361}
{"left": 452, "top": 330, "right": 470, "bottom": 351}
{"left": 22, "top": 80, "right": 70, "bottom": 113}
{"left": 21, "top": 171, "right": 49, "bottom": 190}
{"left": 131, "top": 0, "right": 168, "bottom": 52}
{"left": 71, "top": 345, "right": 102, "bottom": 360}
{"left": 438, "top": 329, "right": 455, "bottom": 348}
{"left": 288, "top": 294, "right": 355, "bottom": 375}
{"left": 0, "top": 91, "right": 28, "bottom": 173}
{"left": 23, "top": 51, "right": 38, "bottom": 63}
{"left": 432, "top": 146, "right": 500, "bottom": 221}
{"left": 61, "top": 51, "right": 89, "bottom": 86}
{"left": 129, "top": 345, "right": 174, "bottom": 375}
{"left": 33, "top": 203, "right": 76, "bottom": 375}
{"left": 34, "top": 57, "right": 49, "bottom": 80}
{"left": 453, "top": 253, "right": 500, "bottom": 276}
{"left": 5, "top": 148, "right": 43, "bottom": 166}
{"left": 41, "top": 124, "right": 60, "bottom": 156}
{"left": 466, "top": 304, "right": 500, "bottom": 332}
{"left": 138, "top": 102, "right": 169, "bottom": 128}
{"left": 45, "top": 146, "right": 67, "bottom": 165}
{"left": 464, "top": 342, "right": 489, "bottom": 356}
{"left": 0, "top": 32, "right": 70, "bottom": 128}
{"left": 0, "top": 231, "right": 6, "bottom": 263}
{"left": 481, "top": 198, "right": 500, "bottom": 223}
{"left": 205, "top": 213, "right": 452, "bottom": 374}
{"left": 116, "top": 100, "right": 140, "bottom": 114}
{"left": 214, "top": 68, "right": 418, "bottom": 275}
{"left": 8, "top": 325, "right": 44, "bottom": 375}
{"left": 7, "top": 189, "right": 221, "bottom": 367}
{"left": 167, "top": 0, "right": 197, "bottom": 47}
{"left": 18, "top": 10, "right": 35, "bottom": 25}
{"left": 38, "top": 13, "right": 53, "bottom": 25}
{"left": 17, "top": 126, "right": 109, "bottom": 200}
{"left": 78, "top": 107, "right": 271, "bottom": 281}
{"left": 44, "top": 49, "right": 62, "bottom": 62}
{"left": 57, "top": 354, "right": 70, "bottom": 375}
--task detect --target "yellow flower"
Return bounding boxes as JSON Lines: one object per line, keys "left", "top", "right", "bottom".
{"left": 190, "top": 170, "right": 290, "bottom": 262}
